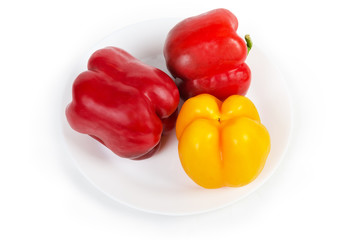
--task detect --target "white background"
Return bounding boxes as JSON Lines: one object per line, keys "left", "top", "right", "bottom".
{"left": 1, "top": 0, "right": 359, "bottom": 239}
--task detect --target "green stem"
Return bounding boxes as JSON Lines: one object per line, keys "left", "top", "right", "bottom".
{"left": 245, "top": 34, "right": 252, "bottom": 55}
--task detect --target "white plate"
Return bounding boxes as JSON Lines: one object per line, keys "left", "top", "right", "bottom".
{"left": 61, "top": 18, "right": 293, "bottom": 215}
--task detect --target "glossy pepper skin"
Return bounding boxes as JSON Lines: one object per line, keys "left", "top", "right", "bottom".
{"left": 66, "top": 47, "right": 179, "bottom": 160}
{"left": 164, "top": 8, "right": 251, "bottom": 101}
{"left": 176, "top": 94, "right": 270, "bottom": 188}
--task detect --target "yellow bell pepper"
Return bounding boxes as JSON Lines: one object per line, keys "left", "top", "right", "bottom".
{"left": 176, "top": 94, "right": 271, "bottom": 189}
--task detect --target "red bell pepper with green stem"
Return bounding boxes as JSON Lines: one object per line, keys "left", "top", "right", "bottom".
{"left": 66, "top": 47, "right": 179, "bottom": 160}
{"left": 164, "top": 8, "right": 253, "bottom": 101}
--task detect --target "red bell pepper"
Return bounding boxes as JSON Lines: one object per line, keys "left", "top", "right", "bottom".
{"left": 66, "top": 47, "right": 179, "bottom": 160}
{"left": 164, "top": 8, "right": 252, "bottom": 101}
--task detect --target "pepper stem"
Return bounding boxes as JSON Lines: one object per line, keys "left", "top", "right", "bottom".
{"left": 245, "top": 34, "right": 252, "bottom": 54}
